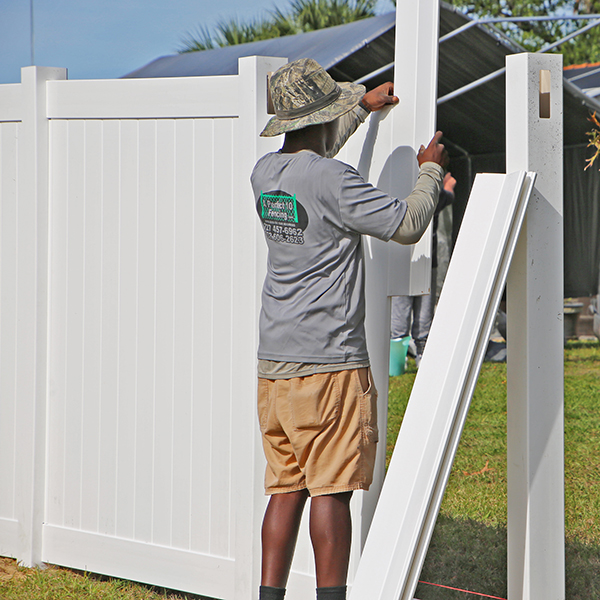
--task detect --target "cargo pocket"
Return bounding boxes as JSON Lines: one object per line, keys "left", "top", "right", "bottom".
{"left": 357, "top": 369, "right": 379, "bottom": 444}
{"left": 289, "top": 373, "right": 340, "bottom": 431}
{"left": 257, "top": 378, "right": 273, "bottom": 434}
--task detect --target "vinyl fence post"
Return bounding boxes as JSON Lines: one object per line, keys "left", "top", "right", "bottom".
{"left": 234, "top": 55, "right": 286, "bottom": 600}
{"left": 359, "top": 0, "right": 440, "bottom": 541}
{"left": 15, "top": 66, "right": 67, "bottom": 567}
{"left": 506, "top": 52, "right": 565, "bottom": 600}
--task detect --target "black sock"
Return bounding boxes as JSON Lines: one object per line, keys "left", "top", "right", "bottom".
{"left": 259, "top": 585, "right": 286, "bottom": 600}
{"left": 316, "top": 586, "right": 347, "bottom": 600}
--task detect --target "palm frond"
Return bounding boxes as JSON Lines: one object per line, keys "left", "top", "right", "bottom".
{"left": 179, "top": 24, "right": 216, "bottom": 52}
{"left": 180, "top": 0, "right": 378, "bottom": 52}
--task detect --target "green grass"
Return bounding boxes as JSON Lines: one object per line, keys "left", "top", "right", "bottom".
{"left": 388, "top": 340, "right": 600, "bottom": 600}
{"left": 0, "top": 560, "right": 206, "bottom": 600}
{"left": 1, "top": 341, "right": 598, "bottom": 599}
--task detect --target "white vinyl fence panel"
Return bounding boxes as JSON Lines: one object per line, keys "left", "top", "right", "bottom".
{"left": 0, "top": 58, "right": 286, "bottom": 599}
{"left": 0, "top": 105, "right": 20, "bottom": 560}
{"left": 0, "top": 56, "right": 412, "bottom": 600}
{"left": 45, "top": 116, "right": 238, "bottom": 597}
{"left": 39, "top": 61, "right": 287, "bottom": 600}
{"left": 46, "top": 117, "right": 232, "bottom": 543}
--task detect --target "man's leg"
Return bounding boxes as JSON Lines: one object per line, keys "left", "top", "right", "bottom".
{"left": 310, "top": 491, "right": 353, "bottom": 588}
{"left": 261, "top": 489, "right": 310, "bottom": 588}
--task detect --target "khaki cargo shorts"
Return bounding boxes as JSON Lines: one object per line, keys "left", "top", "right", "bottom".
{"left": 257, "top": 367, "right": 378, "bottom": 497}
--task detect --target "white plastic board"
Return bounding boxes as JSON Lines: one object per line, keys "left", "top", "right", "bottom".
{"left": 349, "top": 170, "right": 536, "bottom": 600}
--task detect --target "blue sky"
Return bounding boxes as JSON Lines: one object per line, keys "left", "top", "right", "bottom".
{"left": 0, "top": 0, "right": 393, "bottom": 84}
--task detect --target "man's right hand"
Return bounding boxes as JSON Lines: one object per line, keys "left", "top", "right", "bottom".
{"left": 361, "top": 82, "right": 399, "bottom": 112}
{"left": 417, "top": 131, "right": 449, "bottom": 168}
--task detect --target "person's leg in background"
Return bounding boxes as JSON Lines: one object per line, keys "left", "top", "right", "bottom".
{"left": 391, "top": 295, "right": 413, "bottom": 341}
{"left": 411, "top": 269, "right": 437, "bottom": 366}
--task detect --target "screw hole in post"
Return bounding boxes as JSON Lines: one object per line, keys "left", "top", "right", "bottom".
{"left": 539, "top": 70, "right": 551, "bottom": 119}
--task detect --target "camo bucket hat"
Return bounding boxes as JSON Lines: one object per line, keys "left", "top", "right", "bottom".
{"left": 260, "top": 58, "right": 365, "bottom": 137}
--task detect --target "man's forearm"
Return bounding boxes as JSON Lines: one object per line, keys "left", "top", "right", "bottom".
{"left": 391, "top": 162, "right": 445, "bottom": 245}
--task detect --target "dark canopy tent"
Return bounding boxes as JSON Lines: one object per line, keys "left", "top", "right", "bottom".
{"left": 126, "top": 2, "right": 600, "bottom": 297}
{"left": 125, "top": 12, "right": 397, "bottom": 80}
{"left": 564, "top": 62, "right": 600, "bottom": 99}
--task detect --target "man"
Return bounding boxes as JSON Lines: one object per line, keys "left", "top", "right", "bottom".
{"left": 251, "top": 58, "right": 447, "bottom": 600}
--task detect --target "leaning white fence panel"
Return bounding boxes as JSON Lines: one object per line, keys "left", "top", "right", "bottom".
{"left": 350, "top": 171, "right": 536, "bottom": 600}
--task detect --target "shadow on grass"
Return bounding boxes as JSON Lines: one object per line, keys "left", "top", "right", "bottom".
{"left": 415, "top": 515, "right": 600, "bottom": 600}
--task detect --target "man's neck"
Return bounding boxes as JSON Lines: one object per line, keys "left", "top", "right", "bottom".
{"left": 280, "top": 138, "right": 325, "bottom": 156}
{"left": 280, "top": 126, "right": 326, "bottom": 157}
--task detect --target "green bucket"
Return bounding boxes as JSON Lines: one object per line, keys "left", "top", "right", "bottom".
{"left": 389, "top": 336, "right": 411, "bottom": 376}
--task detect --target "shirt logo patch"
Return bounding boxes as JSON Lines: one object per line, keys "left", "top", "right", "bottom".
{"left": 257, "top": 190, "right": 308, "bottom": 245}
{"left": 260, "top": 192, "right": 299, "bottom": 223}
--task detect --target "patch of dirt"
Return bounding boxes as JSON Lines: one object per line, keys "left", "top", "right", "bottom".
{"left": 0, "top": 557, "right": 27, "bottom": 583}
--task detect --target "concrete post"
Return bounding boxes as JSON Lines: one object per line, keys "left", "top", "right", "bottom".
{"left": 506, "top": 53, "right": 565, "bottom": 600}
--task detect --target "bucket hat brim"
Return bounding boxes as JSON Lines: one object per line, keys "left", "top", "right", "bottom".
{"left": 260, "top": 81, "right": 366, "bottom": 137}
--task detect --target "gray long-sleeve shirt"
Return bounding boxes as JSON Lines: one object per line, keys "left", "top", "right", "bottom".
{"left": 254, "top": 105, "right": 443, "bottom": 377}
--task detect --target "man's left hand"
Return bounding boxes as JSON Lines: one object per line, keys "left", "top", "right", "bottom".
{"left": 361, "top": 82, "right": 399, "bottom": 112}
{"left": 443, "top": 172, "right": 457, "bottom": 194}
